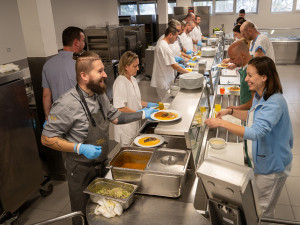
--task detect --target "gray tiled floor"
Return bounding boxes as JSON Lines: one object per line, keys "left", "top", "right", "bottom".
{"left": 16, "top": 65, "right": 300, "bottom": 224}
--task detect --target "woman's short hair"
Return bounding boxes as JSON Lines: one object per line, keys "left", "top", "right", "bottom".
{"left": 118, "top": 51, "right": 139, "bottom": 76}
{"left": 74, "top": 51, "right": 100, "bottom": 82}
{"left": 248, "top": 56, "right": 283, "bottom": 100}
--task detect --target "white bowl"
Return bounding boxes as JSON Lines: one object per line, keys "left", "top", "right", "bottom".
{"left": 209, "top": 138, "right": 226, "bottom": 150}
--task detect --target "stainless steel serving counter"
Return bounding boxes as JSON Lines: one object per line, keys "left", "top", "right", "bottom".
{"left": 86, "top": 170, "right": 210, "bottom": 225}
{"left": 155, "top": 87, "right": 205, "bottom": 137}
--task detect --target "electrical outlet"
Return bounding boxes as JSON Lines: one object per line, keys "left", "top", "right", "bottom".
{"left": 6, "top": 48, "right": 11, "bottom": 52}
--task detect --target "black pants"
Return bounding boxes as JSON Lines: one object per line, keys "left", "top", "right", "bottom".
{"left": 66, "top": 157, "right": 107, "bottom": 225}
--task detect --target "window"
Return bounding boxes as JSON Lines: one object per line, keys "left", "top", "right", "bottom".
{"left": 236, "top": 0, "right": 258, "bottom": 13}
{"left": 120, "top": 4, "right": 138, "bottom": 15}
{"left": 215, "top": 0, "right": 234, "bottom": 13}
{"left": 271, "top": 0, "right": 293, "bottom": 12}
{"left": 139, "top": 3, "right": 156, "bottom": 15}
{"left": 297, "top": 0, "right": 300, "bottom": 10}
{"left": 193, "top": 0, "right": 213, "bottom": 14}
{"left": 168, "top": 2, "right": 176, "bottom": 14}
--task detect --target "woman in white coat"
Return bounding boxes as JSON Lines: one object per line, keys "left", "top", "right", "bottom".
{"left": 113, "top": 51, "right": 158, "bottom": 146}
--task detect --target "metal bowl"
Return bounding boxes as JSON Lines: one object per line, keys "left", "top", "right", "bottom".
{"left": 83, "top": 178, "right": 138, "bottom": 210}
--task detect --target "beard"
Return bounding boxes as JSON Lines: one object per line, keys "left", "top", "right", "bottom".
{"left": 87, "top": 78, "right": 106, "bottom": 95}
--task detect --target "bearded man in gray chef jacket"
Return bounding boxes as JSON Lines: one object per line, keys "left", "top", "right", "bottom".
{"left": 41, "top": 51, "right": 157, "bottom": 225}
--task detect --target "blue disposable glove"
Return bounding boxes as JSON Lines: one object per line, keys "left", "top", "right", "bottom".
{"left": 186, "top": 50, "right": 194, "bottom": 55}
{"left": 144, "top": 108, "right": 159, "bottom": 120}
{"left": 197, "top": 41, "right": 202, "bottom": 47}
{"left": 74, "top": 143, "right": 102, "bottom": 160}
{"left": 178, "top": 64, "right": 186, "bottom": 69}
{"left": 43, "top": 121, "right": 47, "bottom": 128}
{"left": 174, "top": 56, "right": 184, "bottom": 63}
{"left": 137, "top": 108, "right": 147, "bottom": 112}
{"left": 147, "top": 102, "right": 159, "bottom": 108}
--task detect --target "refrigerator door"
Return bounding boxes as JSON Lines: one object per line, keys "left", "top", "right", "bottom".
{"left": 0, "top": 78, "right": 43, "bottom": 213}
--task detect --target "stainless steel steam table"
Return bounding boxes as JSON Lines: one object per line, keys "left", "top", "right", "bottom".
{"left": 86, "top": 170, "right": 210, "bottom": 225}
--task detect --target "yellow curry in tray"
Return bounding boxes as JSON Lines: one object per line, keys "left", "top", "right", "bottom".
{"left": 138, "top": 137, "right": 160, "bottom": 146}
{"left": 154, "top": 111, "right": 178, "bottom": 121}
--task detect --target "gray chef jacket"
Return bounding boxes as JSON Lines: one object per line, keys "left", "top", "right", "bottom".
{"left": 42, "top": 86, "right": 121, "bottom": 145}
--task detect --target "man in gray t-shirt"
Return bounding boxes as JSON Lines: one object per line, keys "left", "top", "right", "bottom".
{"left": 42, "top": 26, "right": 85, "bottom": 120}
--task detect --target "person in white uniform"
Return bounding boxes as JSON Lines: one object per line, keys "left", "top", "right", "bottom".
{"left": 241, "top": 21, "right": 275, "bottom": 62}
{"left": 113, "top": 51, "right": 159, "bottom": 146}
{"left": 182, "top": 12, "right": 195, "bottom": 24}
{"left": 180, "top": 21, "right": 195, "bottom": 53}
{"left": 189, "top": 15, "right": 203, "bottom": 50}
{"left": 205, "top": 56, "right": 293, "bottom": 223}
{"left": 151, "top": 26, "right": 190, "bottom": 101}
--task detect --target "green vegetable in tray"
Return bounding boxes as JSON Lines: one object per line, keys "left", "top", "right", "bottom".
{"left": 95, "top": 187, "right": 131, "bottom": 199}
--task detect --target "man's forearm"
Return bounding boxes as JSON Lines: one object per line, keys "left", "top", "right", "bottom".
{"left": 115, "top": 111, "right": 143, "bottom": 124}
{"left": 171, "top": 64, "right": 189, "bottom": 74}
{"left": 41, "top": 135, "right": 75, "bottom": 152}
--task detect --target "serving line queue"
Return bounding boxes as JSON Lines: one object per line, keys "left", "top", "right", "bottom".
{"left": 38, "top": 13, "right": 296, "bottom": 225}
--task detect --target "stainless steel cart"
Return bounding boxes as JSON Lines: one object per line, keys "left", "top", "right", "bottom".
{"left": 31, "top": 211, "right": 85, "bottom": 225}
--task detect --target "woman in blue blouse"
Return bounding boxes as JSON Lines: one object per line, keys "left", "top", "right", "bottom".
{"left": 205, "top": 56, "right": 293, "bottom": 220}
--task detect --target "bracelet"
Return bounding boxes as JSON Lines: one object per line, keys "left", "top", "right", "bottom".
{"left": 230, "top": 108, "right": 234, "bottom": 115}
{"left": 73, "top": 143, "right": 77, "bottom": 153}
{"left": 77, "top": 143, "right": 81, "bottom": 155}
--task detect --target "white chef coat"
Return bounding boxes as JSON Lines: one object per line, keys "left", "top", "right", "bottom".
{"left": 189, "top": 25, "right": 202, "bottom": 50}
{"left": 180, "top": 32, "right": 194, "bottom": 52}
{"left": 151, "top": 39, "right": 176, "bottom": 91}
{"left": 113, "top": 75, "right": 142, "bottom": 146}
{"left": 250, "top": 34, "right": 275, "bottom": 62}
{"left": 157, "top": 34, "right": 181, "bottom": 57}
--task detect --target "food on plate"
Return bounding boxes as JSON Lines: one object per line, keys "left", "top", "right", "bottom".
{"left": 138, "top": 137, "right": 160, "bottom": 146}
{"left": 228, "top": 86, "right": 240, "bottom": 91}
{"left": 154, "top": 111, "right": 178, "bottom": 120}
{"left": 156, "top": 102, "right": 164, "bottom": 110}
{"left": 220, "top": 63, "right": 229, "bottom": 67}
{"left": 95, "top": 187, "right": 131, "bottom": 199}
{"left": 186, "top": 68, "right": 193, "bottom": 72}
{"left": 188, "top": 62, "right": 197, "bottom": 66}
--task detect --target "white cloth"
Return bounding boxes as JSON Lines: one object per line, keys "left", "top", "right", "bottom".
{"left": 180, "top": 32, "right": 194, "bottom": 51}
{"left": 170, "top": 40, "right": 181, "bottom": 57}
{"left": 94, "top": 198, "right": 123, "bottom": 218}
{"left": 113, "top": 75, "right": 142, "bottom": 146}
{"left": 158, "top": 35, "right": 181, "bottom": 57}
{"left": 151, "top": 40, "right": 176, "bottom": 92}
{"left": 249, "top": 34, "right": 275, "bottom": 62}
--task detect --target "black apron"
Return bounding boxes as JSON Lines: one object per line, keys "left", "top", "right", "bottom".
{"left": 66, "top": 85, "right": 109, "bottom": 225}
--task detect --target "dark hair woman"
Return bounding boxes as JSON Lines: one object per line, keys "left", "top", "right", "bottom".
{"left": 205, "top": 56, "right": 293, "bottom": 221}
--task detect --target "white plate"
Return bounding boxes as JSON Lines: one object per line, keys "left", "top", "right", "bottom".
{"left": 134, "top": 134, "right": 164, "bottom": 148}
{"left": 150, "top": 109, "right": 182, "bottom": 122}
